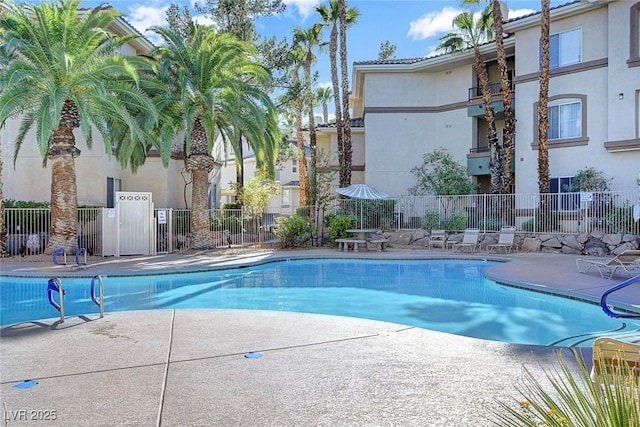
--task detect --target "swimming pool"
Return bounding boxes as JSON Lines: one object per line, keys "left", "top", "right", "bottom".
{"left": 2, "top": 259, "right": 639, "bottom": 347}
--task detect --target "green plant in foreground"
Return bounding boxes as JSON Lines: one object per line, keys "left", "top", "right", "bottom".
{"left": 490, "top": 349, "right": 640, "bottom": 426}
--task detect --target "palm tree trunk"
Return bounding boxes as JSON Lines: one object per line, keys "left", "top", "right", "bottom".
{"left": 306, "top": 56, "right": 318, "bottom": 207}
{"left": 329, "top": 24, "right": 345, "bottom": 187}
{"left": 538, "top": 0, "right": 551, "bottom": 194}
{"left": 475, "top": 47, "right": 501, "bottom": 194}
{"left": 236, "top": 135, "right": 244, "bottom": 204}
{"left": 45, "top": 126, "right": 80, "bottom": 254}
{"left": 187, "top": 117, "right": 215, "bottom": 249}
{"left": 190, "top": 168, "right": 213, "bottom": 248}
{"left": 338, "top": 0, "right": 352, "bottom": 186}
{"left": 493, "top": 0, "right": 515, "bottom": 194}
{"left": 294, "top": 70, "right": 309, "bottom": 206}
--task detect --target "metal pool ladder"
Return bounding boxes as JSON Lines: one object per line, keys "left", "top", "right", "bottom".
{"left": 46, "top": 275, "right": 105, "bottom": 323}
{"left": 600, "top": 275, "right": 640, "bottom": 319}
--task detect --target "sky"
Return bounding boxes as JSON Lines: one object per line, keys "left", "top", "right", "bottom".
{"left": 44, "top": 0, "right": 567, "bottom": 110}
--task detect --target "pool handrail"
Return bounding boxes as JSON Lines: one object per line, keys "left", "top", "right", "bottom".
{"left": 600, "top": 275, "right": 640, "bottom": 318}
{"left": 47, "top": 278, "right": 65, "bottom": 323}
{"left": 90, "top": 275, "right": 105, "bottom": 318}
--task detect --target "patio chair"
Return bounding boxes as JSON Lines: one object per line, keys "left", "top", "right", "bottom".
{"left": 428, "top": 229, "right": 447, "bottom": 250}
{"left": 576, "top": 249, "right": 640, "bottom": 279}
{"left": 452, "top": 228, "right": 480, "bottom": 252}
{"left": 487, "top": 226, "right": 516, "bottom": 253}
{"left": 591, "top": 337, "right": 640, "bottom": 397}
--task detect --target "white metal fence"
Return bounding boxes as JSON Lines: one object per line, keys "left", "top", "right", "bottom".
{"left": 333, "top": 191, "right": 640, "bottom": 235}
{"left": 3, "top": 190, "right": 639, "bottom": 256}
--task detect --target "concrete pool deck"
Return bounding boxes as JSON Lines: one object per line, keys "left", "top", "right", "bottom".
{"left": 1, "top": 248, "right": 639, "bottom": 426}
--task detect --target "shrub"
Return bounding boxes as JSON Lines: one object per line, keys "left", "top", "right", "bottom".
{"left": 607, "top": 204, "right": 637, "bottom": 234}
{"left": 328, "top": 214, "right": 356, "bottom": 242}
{"left": 295, "top": 206, "right": 311, "bottom": 221}
{"left": 443, "top": 212, "right": 467, "bottom": 231}
{"left": 490, "top": 349, "right": 640, "bottom": 426}
{"left": 420, "top": 211, "right": 441, "bottom": 230}
{"left": 272, "top": 215, "right": 315, "bottom": 248}
{"left": 478, "top": 216, "right": 502, "bottom": 232}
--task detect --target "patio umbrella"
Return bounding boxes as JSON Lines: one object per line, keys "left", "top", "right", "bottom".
{"left": 335, "top": 184, "right": 389, "bottom": 200}
{"left": 336, "top": 184, "right": 389, "bottom": 227}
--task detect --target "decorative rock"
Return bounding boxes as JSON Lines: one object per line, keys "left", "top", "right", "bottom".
{"left": 562, "top": 235, "right": 583, "bottom": 251}
{"left": 541, "top": 237, "right": 562, "bottom": 248}
{"left": 577, "top": 233, "right": 591, "bottom": 244}
{"left": 612, "top": 241, "right": 638, "bottom": 254}
{"left": 410, "top": 229, "right": 428, "bottom": 243}
{"left": 521, "top": 237, "right": 541, "bottom": 252}
{"left": 561, "top": 246, "right": 582, "bottom": 255}
{"left": 583, "top": 238, "right": 609, "bottom": 256}
{"left": 590, "top": 230, "right": 605, "bottom": 239}
{"left": 602, "top": 233, "right": 623, "bottom": 246}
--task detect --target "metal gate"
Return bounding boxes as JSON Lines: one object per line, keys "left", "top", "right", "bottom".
{"left": 116, "top": 192, "right": 154, "bottom": 256}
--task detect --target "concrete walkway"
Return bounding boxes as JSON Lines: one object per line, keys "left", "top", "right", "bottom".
{"left": 1, "top": 248, "right": 639, "bottom": 426}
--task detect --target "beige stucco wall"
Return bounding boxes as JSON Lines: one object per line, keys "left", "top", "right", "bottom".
{"left": 2, "top": 117, "right": 193, "bottom": 208}
{"left": 361, "top": 65, "right": 473, "bottom": 197}
{"left": 513, "top": 1, "right": 640, "bottom": 193}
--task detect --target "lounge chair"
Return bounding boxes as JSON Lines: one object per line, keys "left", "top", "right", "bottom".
{"left": 487, "top": 226, "right": 516, "bottom": 253}
{"left": 591, "top": 337, "right": 640, "bottom": 397}
{"left": 428, "top": 229, "right": 447, "bottom": 250}
{"left": 452, "top": 228, "right": 480, "bottom": 252}
{"left": 576, "top": 249, "right": 640, "bottom": 279}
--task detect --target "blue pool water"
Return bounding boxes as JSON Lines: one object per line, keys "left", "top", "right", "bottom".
{"left": 2, "top": 259, "right": 639, "bottom": 347}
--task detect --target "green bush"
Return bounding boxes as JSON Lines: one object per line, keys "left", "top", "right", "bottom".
{"left": 272, "top": 216, "right": 315, "bottom": 248}
{"left": 521, "top": 209, "right": 560, "bottom": 232}
{"left": 443, "top": 212, "right": 467, "bottom": 231}
{"left": 420, "top": 211, "right": 441, "bottom": 230}
{"left": 328, "top": 214, "right": 356, "bottom": 242}
{"left": 478, "top": 216, "right": 502, "bottom": 232}
{"left": 607, "top": 204, "right": 637, "bottom": 234}
{"left": 295, "top": 206, "right": 311, "bottom": 221}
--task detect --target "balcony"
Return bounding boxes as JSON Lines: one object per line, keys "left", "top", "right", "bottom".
{"left": 467, "top": 81, "right": 515, "bottom": 118}
{"left": 467, "top": 147, "right": 490, "bottom": 176}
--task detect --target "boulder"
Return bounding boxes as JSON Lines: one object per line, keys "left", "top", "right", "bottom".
{"left": 602, "top": 233, "right": 623, "bottom": 246}
{"left": 541, "top": 237, "right": 562, "bottom": 248}
{"left": 561, "top": 245, "right": 582, "bottom": 255}
{"left": 583, "top": 238, "right": 609, "bottom": 256}
{"left": 562, "top": 235, "right": 583, "bottom": 251}
{"left": 521, "top": 237, "right": 541, "bottom": 252}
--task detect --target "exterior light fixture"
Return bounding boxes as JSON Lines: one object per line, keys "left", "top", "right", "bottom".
{"left": 619, "top": 93, "right": 624, "bottom": 100}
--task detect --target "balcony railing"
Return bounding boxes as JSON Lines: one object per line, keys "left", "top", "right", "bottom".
{"left": 469, "top": 146, "right": 490, "bottom": 154}
{"left": 468, "top": 81, "right": 514, "bottom": 101}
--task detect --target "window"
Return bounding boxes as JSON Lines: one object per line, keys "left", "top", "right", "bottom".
{"left": 542, "top": 28, "right": 581, "bottom": 69}
{"left": 550, "top": 176, "right": 579, "bottom": 211}
{"left": 106, "top": 177, "right": 122, "bottom": 208}
{"left": 282, "top": 189, "right": 291, "bottom": 206}
{"left": 292, "top": 159, "right": 297, "bottom": 173}
{"left": 548, "top": 101, "right": 582, "bottom": 140}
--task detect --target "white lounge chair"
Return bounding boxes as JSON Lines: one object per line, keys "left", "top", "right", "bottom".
{"left": 452, "top": 228, "right": 480, "bottom": 252}
{"left": 576, "top": 250, "right": 640, "bottom": 279}
{"left": 591, "top": 337, "right": 640, "bottom": 398}
{"left": 428, "top": 229, "right": 447, "bottom": 250}
{"left": 487, "top": 226, "right": 516, "bottom": 253}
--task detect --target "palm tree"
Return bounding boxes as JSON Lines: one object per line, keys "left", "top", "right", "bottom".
{"left": 464, "top": 0, "right": 515, "bottom": 194}
{"left": 317, "top": 0, "right": 359, "bottom": 188}
{"left": 151, "top": 24, "right": 278, "bottom": 249}
{"left": 438, "top": 6, "right": 503, "bottom": 194}
{"left": 286, "top": 46, "right": 310, "bottom": 206}
{"left": 0, "top": 0, "right": 158, "bottom": 254}
{"left": 293, "top": 24, "right": 325, "bottom": 207}
{"left": 315, "top": 87, "right": 333, "bottom": 125}
{"left": 538, "top": 0, "right": 551, "bottom": 194}
{"left": 338, "top": 0, "right": 359, "bottom": 187}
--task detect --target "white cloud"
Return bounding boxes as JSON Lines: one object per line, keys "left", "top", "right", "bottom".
{"left": 283, "top": 0, "right": 322, "bottom": 20}
{"left": 407, "top": 6, "right": 462, "bottom": 41}
{"left": 507, "top": 8, "right": 537, "bottom": 20}
{"left": 126, "top": 4, "right": 169, "bottom": 34}
{"left": 317, "top": 81, "right": 333, "bottom": 89}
